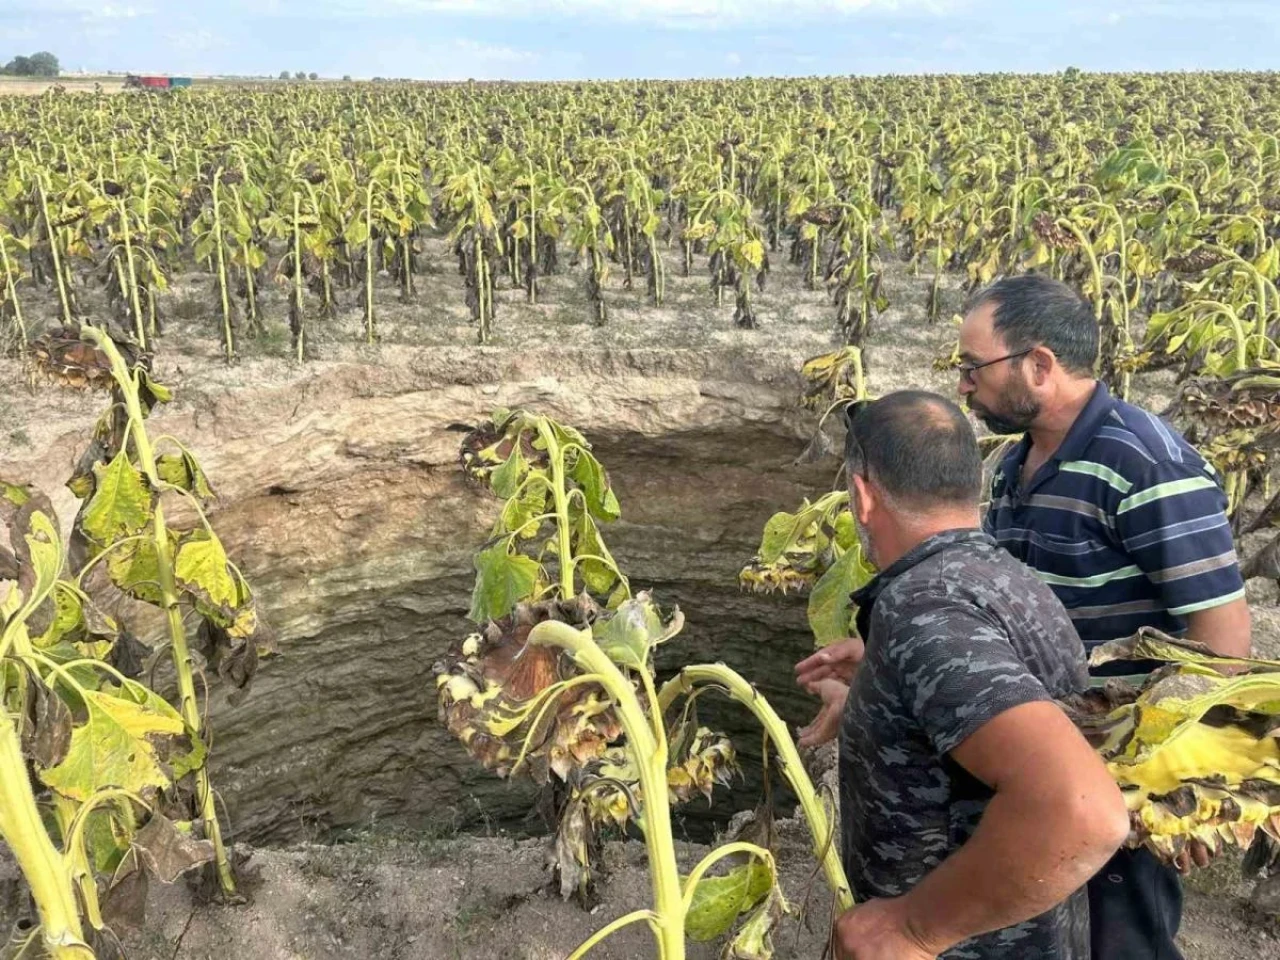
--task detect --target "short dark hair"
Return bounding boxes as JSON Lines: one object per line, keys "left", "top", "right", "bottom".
{"left": 844, "top": 391, "right": 982, "bottom": 508}
{"left": 966, "top": 274, "right": 1099, "bottom": 376}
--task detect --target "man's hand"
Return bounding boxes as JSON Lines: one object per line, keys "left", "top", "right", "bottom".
{"left": 798, "top": 678, "right": 849, "bottom": 748}
{"left": 796, "top": 637, "right": 865, "bottom": 688}
{"left": 1174, "top": 837, "right": 1214, "bottom": 875}
{"left": 835, "top": 899, "right": 938, "bottom": 960}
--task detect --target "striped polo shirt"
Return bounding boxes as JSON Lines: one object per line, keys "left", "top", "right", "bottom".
{"left": 983, "top": 382, "right": 1245, "bottom": 672}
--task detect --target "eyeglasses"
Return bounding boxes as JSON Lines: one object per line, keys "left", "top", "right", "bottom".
{"left": 957, "top": 348, "right": 1034, "bottom": 385}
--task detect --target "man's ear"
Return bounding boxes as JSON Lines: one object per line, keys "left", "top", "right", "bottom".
{"left": 1029, "top": 345, "right": 1056, "bottom": 385}
{"left": 851, "top": 475, "right": 874, "bottom": 524}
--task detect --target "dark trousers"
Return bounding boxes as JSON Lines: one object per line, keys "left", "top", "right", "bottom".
{"left": 1088, "top": 847, "right": 1184, "bottom": 960}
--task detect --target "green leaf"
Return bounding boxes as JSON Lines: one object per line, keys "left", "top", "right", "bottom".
{"left": 155, "top": 452, "right": 214, "bottom": 500}
{"left": 490, "top": 443, "right": 526, "bottom": 500}
{"left": 106, "top": 537, "right": 166, "bottom": 605}
{"left": 758, "top": 511, "right": 803, "bottom": 564}
{"left": 174, "top": 532, "right": 238, "bottom": 618}
{"left": 575, "top": 510, "right": 617, "bottom": 596}
{"left": 722, "top": 885, "right": 787, "bottom": 960}
{"left": 569, "top": 450, "right": 621, "bottom": 522}
{"left": 1256, "top": 245, "right": 1280, "bottom": 282}
{"left": 39, "top": 681, "right": 197, "bottom": 801}
{"left": 592, "top": 593, "right": 680, "bottom": 671}
{"left": 684, "top": 860, "right": 774, "bottom": 942}
{"left": 344, "top": 217, "right": 370, "bottom": 248}
{"left": 193, "top": 235, "right": 215, "bottom": 264}
{"left": 138, "top": 370, "right": 172, "bottom": 405}
{"left": 498, "top": 476, "right": 549, "bottom": 540}
{"left": 807, "top": 546, "right": 873, "bottom": 647}
{"left": 468, "top": 542, "right": 541, "bottom": 623}
{"left": 33, "top": 583, "right": 87, "bottom": 649}
{"left": 0, "top": 480, "right": 31, "bottom": 509}
{"left": 81, "top": 451, "right": 153, "bottom": 545}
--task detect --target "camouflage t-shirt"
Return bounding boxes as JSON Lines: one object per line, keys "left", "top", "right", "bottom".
{"left": 839, "top": 529, "right": 1092, "bottom": 960}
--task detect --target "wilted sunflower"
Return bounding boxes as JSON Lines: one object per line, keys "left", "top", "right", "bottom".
{"left": 1064, "top": 629, "right": 1280, "bottom": 869}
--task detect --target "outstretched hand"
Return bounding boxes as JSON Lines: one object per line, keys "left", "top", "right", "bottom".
{"left": 795, "top": 637, "right": 865, "bottom": 688}
{"left": 798, "top": 678, "right": 850, "bottom": 749}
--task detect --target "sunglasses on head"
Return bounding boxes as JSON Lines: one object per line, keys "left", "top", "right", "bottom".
{"left": 842, "top": 398, "right": 872, "bottom": 479}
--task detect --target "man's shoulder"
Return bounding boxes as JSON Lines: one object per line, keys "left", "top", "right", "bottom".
{"left": 882, "top": 536, "right": 1033, "bottom": 598}
{"left": 1077, "top": 398, "right": 1207, "bottom": 481}
{"left": 874, "top": 538, "right": 1052, "bottom": 630}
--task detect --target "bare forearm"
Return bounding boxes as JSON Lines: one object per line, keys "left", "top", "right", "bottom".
{"left": 1185, "top": 598, "right": 1252, "bottom": 659}
{"left": 897, "top": 791, "right": 1115, "bottom": 954}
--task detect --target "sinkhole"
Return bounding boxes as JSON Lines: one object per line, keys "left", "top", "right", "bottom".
{"left": 71, "top": 352, "right": 842, "bottom": 849}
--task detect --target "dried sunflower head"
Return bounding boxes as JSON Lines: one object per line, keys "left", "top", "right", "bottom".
{"left": 434, "top": 596, "right": 621, "bottom": 783}
{"left": 1074, "top": 628, "right": 1280, "bottom": 868}
{"left": 1030, "top": 212, "right": 1077, "bottom": 251}
{"left": 1165, "top": 247, "right": 1228, "bottom": 274}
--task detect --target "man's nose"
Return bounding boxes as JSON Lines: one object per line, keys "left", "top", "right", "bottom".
{"left": 957, "top": 376, "right": 974, "bottom": 397}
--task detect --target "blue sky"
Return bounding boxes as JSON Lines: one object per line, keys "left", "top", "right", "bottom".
{"left": 2, "top": 1, "right": 1278, "bottom": 80}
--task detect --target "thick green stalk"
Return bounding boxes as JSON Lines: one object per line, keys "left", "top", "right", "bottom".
{"left": 81, "top": 328, "right": 238, "bottom": 898}
{"left": 538, "top": 422, "right": 577, "bottom": 599}
{"left": 0, "top": 713, "right": 91, "bottom": 960}
{"left": 293, "top": 193, "right": 304, "bottom": 362}
{"left": 118, "top": 199, "right": 147, "bottom": 349}
{"left": 658, "top": 665, "right": 855, "bottom": 913}
{"left": 1, "top": 231, "right": 27, "bottom": 352}
{"left": 364, "top": 182, "right": 375, "bottom": 343}
{"left": 35, "top": 175, "right": 73, "bottom": 328}
{"left": 527, "top": 620, "right": 685, "bottom": 960}
{"left": 211, "top": 176, "right": 234, "bottom": 362}
{"left": 528, "top": 163, "right": 538, "bottom": 304}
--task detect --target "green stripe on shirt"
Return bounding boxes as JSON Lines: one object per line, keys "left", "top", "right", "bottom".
{"left": 1060, "top": 460, "right": 1134, "bottom": 495}
{"left": 1116, "top": 475, "right": 1218, "bottom": 515}
{"left": 1034, "top": 564, "right": 1145, "bottom": 588}
{"left": 1166, "top": 587, "right": 1246, "bottom": 616}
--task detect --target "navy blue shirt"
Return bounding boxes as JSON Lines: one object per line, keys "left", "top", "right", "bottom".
{"left": 983, "top": 383, "right": 1244, "bottom": 666}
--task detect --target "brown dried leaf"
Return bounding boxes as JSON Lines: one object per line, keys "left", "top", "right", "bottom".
{"left": 132, "top": 814, "right": 216, "bottom": 884}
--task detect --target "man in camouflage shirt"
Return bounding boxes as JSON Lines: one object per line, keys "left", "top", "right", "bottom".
{"left": 798, "top": 392, "right": 1128, "bottom": 960}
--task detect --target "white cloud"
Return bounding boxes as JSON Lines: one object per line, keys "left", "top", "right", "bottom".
{"left": 164, "top": 27, "right": 226, "bottom": 51}
{"left": 448, "top": 38, "right": 538, "bottom": 64}
{"left": 725, "top": 51, "right": 742, "bottom": 65}
{"left": 348, "top": 0, "right": 956, "bottom": 26}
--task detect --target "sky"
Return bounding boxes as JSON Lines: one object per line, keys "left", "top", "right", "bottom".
{"left": 1, "top": 0, "right": 1278, "bottom": 81}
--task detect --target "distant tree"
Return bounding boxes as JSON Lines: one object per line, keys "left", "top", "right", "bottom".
{"left": 2, "top": 52, "right": 59, "bottom": 77}
{"left": 28, "top": 52, "right": 59, "bottom": 76}
{"left": 342, "top": 74, "right": 352, "bottom": 82}
{"left": 308, "top": 72, "right": 318, "bottom": 81}
{"left": 279, "top": 70, "right": 290, "bottom": 80}
{"left": 293, "top": 71, "right": 306, "bottom": 80}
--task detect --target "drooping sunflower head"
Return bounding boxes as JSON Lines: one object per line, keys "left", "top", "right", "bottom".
{"left": 434, "top": 596, "right": 622, "bottom": 782}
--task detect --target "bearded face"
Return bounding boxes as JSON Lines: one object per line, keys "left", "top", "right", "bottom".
{"left": 965, "top": 359, "right": 1041, "bottom": 436}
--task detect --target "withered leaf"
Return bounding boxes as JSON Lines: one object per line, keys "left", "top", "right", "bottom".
{"left": 21, "top": 674, "right": 73, "bottom": 769}
{"left": 106, "top": 627, "right": 151, "bottom": 681}
{"left": 100, "top": 860, "right": 149, "bottom": 934}
{"left": 132, "top": 814, "right": 216, "bottom": 884}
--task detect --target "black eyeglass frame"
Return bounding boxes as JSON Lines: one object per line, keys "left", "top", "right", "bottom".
{"left": 957, "top": 348, "right": 1035, "bottom": 385}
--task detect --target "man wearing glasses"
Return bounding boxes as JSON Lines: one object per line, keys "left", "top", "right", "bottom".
{"left": 957, "top": 274, "right": 1250, "bottom": 959}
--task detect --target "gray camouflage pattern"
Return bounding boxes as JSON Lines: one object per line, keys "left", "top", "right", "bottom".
{"left": 840, "top": 529, "right": 1092, "bottom": 959}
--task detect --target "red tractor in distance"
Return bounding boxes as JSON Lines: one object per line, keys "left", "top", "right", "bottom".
{"left": 124, "top": 75, "right": 193, "bottom": 90}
